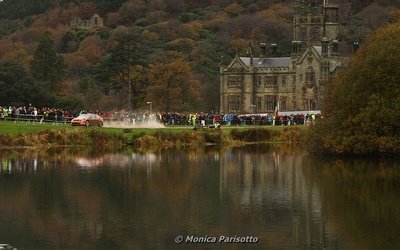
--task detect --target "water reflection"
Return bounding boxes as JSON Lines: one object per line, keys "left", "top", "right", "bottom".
{"left": 219, "top": 145, "right": 325, "bottom": 249}
{"left": 303, "top": 157, "right": 400, "bottom": 250}
{"left": 74, "top": 152, "right": 159, "bottom": 169}
{"left": 0, "top": 147, "right": 96, "bottom": 174}
{"left": 0, "top": 146, "right": 399, "bottom": 250}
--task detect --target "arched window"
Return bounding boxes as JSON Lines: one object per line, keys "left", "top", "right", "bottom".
{"left": 306, "top": 66, "right": 315, "bottom": 85}
{"left": 228, "top": 95, "right": 241, "bottom": 112}
{"left": 320, "top": 61, "right": 330, "bottom": 80}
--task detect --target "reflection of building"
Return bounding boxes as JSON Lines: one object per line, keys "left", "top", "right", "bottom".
{"left": 70, "top": 14, "right": 104, "bottom": 28}
{"left": 220, "top": 3, "right": 347, "bottom": 113}
{"left": 219, "top": 146, "right": 331, "bottom": 248}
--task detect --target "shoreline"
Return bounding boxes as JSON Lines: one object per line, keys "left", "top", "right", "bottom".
{"left": 0, "top": 123, "right": 305, "bottom": 149}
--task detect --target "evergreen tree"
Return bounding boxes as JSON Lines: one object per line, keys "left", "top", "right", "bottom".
{"left": 58, "top": 0, "right": 82, "bottom": 8}
{"left": 60, "top": 31, "right": 80, "bottom": 53}
{"left": 0, "top": 60, "right": 54, "bottom": 106}
{"left": 0, "top": 0, "right": 53, "bottom": 19}
{"left": 93, "top": 27, "right": 150, "bottom": 109}
{"left": 30, "top": 32, "right": 67, "bottom": 92}
{"left": 93, "top": 0, "right": 128, "bottom": 13}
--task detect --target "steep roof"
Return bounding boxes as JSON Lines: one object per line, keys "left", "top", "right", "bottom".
{"left": 313, "top": 46, "right": 322, "bottom": 55}
{"left": 239, "top": 57, "right": 291, "bottom": 68}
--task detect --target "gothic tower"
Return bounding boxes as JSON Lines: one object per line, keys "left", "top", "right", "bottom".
{"left": 323, "top": 3, "right": 339, "bottom": 40}
{"left": 292, "top": 0, "right": 339, "bottom": 56}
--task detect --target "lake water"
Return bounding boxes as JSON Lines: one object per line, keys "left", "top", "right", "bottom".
{"left": 0, "top": 145, "right": 399, "bottom": 250}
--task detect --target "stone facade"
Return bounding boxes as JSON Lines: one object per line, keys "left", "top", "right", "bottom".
{"left": 70, "top": 14, "right": 104, "bottom": 28}
{"left": 220, "top": 3, "right": 347, "bottom": 114}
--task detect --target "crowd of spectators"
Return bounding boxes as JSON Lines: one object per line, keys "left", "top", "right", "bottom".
{"left": 0, "top": 104, "right": 319, "bottom": 126}
{"left": 155, "top": 112, "right": 318, "bottom": 126}
{"left": 0, "top": 104, "right": 81, "bottom": 122}
{"left": 105, "top": 111, "right": 318, "bottom": 126}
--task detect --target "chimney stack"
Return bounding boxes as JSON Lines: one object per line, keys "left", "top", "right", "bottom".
{"left": 353, "top": 41, "right": 359, "bottom": 53}
{"left": 270, "top": 43, "right": 278, "bottom": 57}
{"left": 259, "top": 42, "right": 267, "bottom": 57}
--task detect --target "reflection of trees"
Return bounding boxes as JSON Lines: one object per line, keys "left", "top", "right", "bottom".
{"left": 0, "top": 147, "right": 91, "bottom": 174}
{"left": 0, "top": 147, "right": 129, "bottom": 174}
{"left": 303, "top": 157, "right": 400, "bottom": 250}
{"left": 0, "top": 149, "right": 218, "bottom": 249}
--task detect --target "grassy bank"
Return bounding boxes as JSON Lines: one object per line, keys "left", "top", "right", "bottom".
{"left": 0, "top": 121, "right": 306, "bottom": 149}
{"left": 132, "top": 127, "right": 304, "bottom": 150}
{"left": 0, "top": 128, "right": 125, "bottom": 150}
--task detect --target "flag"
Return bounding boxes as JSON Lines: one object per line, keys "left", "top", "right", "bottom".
{"left": 274, "top": 101, "right": 279, "bottom": 116}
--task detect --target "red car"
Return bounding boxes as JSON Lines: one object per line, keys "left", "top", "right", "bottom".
{"left": 71, "top": 114, "right": 103, "bottom": 127}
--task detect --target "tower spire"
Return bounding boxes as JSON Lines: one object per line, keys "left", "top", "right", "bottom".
{"left": 246, "top": 41, "right": 254, "bottom": 66}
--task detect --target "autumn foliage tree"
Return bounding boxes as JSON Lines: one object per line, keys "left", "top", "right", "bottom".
{"left": 147, "top": 58, "right": 203, "bottom": 112}
{"left": 3, "top": 42, "right": 31, "bottom": 67}
{"left": 305, "top": 23, "right": 400, "bottom": 155}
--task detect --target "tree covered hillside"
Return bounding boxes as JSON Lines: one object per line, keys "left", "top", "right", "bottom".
{"left": 0, "top": 0, "right": 399, "bottom": 111}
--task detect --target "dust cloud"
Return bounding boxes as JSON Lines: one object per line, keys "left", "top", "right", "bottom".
{"left": 103, "top": 120, "right": 165, "bottom": 129}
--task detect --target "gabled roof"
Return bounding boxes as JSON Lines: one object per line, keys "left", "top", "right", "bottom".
{"left": 297, "top": 46, "right": 322, "bottom": 64}
{"left": 313, "top": 46, "right": 322, "bottom": 55}
{"left": 330, "top": 60, "right": 344, "bottom": 73}
{"left": 226, "top": 55, "right": 249, "bottom": 70}
{"left": 239, "top": 57, "right": 291, "bottom": 68}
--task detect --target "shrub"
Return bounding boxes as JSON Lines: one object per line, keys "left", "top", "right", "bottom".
{"left": 230, "top": 128, "right": 270, "bottom": 142}
{"left": 202, "top": 130, "right": 225, "bottom": 144}
{"left": 134, "top": 135, "right": 158, "bottom": 148}
{"left": 96, "top": 29, "right": 111, "bottom": 40}
{"left": 276, "top": 127, "right": 304, "bottom": 143}
{"left": 179, "top": 13, "right": 198, "bottom": 23}
{"left": 0, "top": 135, "right": 14, "bottom": 146}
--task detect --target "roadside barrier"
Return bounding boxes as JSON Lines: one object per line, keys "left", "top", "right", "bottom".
{"left": 1, "top": 114, "right": 73, "bottom": 124}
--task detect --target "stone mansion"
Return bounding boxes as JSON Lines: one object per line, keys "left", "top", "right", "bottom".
{"left": 219, "top": 3, "right": 348, "bottom": 113}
